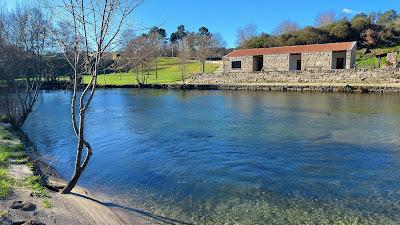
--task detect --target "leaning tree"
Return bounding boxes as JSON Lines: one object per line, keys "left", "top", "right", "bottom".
{"left": 47, "top": 0, "right": 143, "bottom": 194}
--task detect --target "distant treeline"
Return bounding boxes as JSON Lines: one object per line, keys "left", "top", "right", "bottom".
{"left": 240, "top": 10, "right": 400, "bottom": 49}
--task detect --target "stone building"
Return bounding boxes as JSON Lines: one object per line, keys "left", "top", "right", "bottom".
{"left": 386, "top": 52, "right": 398, "bottom": 68}
{"left": 223, "top": 42, "right": 357, "bottom": 73}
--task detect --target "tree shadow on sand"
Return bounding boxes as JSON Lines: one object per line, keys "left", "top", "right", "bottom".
{"left": 71, "top": 193, "right": 193, "bottom": 225}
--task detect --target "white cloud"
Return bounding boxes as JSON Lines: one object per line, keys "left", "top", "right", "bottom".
{"left": 342, "top": 8, "right": 361, "bottom": 15}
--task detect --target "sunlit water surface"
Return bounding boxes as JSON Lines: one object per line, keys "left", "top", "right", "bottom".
{"left": 24, "top": 89, "right": 400, "bottom": 224}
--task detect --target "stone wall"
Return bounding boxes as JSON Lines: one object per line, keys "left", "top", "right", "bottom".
{"left": 264, "top": 54, "right": 290, "bottom": 71}
{"left": 289, "top": 54, "right": 301, "bottom": 71}
{"left": 222, "top": 43, "right": 357, "bottom": 72}
{"left": 387, "top": 52, "right": 398, "bottom": 68}
{"left": 302, "top": 52, "right": 332, "bottom": 70}
{"left": 188, "top": 68, "right": 400, "bottom": 84}
{"left": 346, "top": 48, "right": 356, "bottom": 69}
{"left": 223, "top": 56, "right": 253, "bottom": 73}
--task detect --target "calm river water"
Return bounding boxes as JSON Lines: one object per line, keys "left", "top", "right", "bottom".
{"left": 24, "top": 89, "right": 400, "bottom": 224}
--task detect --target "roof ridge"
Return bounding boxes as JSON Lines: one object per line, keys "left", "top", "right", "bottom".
{"left": 225, "top": 41, "right": 356, "bottom": 58}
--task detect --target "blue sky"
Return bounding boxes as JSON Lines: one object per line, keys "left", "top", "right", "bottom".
{"left": 5, "top": 0, "right": 400, "bottom": 47}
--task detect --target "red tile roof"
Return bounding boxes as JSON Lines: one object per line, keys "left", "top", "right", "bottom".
{"left": 226, "top": 42, "right": 357, "bottom": 58}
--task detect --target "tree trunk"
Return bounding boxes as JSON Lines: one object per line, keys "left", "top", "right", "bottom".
{"left": 202, "top": 61, "right": 205, "bottom": 73}
{"left": 155, "top": 60, "right": 158, "bottom": 79}
{"left": 62, "top": 113, "right": 93, "bottom": 194}
{"left": 61, "top": 167, "right": 83, "bottom": 194}
{"left": 61, "top": 149, "right": 92, "bottom": 194}
{"left": 181, "top": 62, "right": 185, "bottom": 82}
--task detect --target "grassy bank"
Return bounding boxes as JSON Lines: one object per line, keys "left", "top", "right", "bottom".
{"left": 0, "top": 124, "right": 50, "bottom": 210}
{"left": 82, "top": 57, "right": 220, "bottom": 86}
{"left": 356, "top": 45, "right": 400, "bottom": 68}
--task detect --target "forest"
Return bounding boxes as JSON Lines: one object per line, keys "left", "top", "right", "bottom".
{"left": 239, "top": 10, "right": 400, "bottom": 50}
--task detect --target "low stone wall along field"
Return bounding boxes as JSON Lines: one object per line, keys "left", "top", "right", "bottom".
{"left": 188, "top": 68, "right": 400, "bottom": 84}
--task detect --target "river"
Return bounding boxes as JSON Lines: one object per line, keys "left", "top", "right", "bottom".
{"left": 24, "top": 89, "right": 400, "bottom": 224}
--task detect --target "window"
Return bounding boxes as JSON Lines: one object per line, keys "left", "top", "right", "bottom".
{"left": 232, "top": 61, "right": 242, "bottom": 69}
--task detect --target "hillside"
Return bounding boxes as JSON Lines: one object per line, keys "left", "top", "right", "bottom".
{"left": 356, "top": 45, "right": 400, "bottom": 68}
{"left": 82, "top": 57, "right": 220, "bottom": 86}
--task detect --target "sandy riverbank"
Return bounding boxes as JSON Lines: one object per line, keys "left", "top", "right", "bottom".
{"left": 0, "top": 123, "right": 169, "bottom": 225}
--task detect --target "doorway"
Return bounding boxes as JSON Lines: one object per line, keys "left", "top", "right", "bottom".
{"left": 336, "top": 58, "right": 345, "bottom": 69}
{"left": 332, "top": 51, "right": 347, "bottom": 69}
{"left": 289, "top": 54, "right": 302, "bottom": 71}
{"left": 253, "top": 56, "right": 263, "bottom": 72}
{"left": 296, "top": 60, "right": 302, "bottom": 70}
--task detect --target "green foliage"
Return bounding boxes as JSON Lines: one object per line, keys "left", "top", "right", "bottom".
{"left": 242, "top": 10, "right": 400, "bottom": 49}
{"left": 0, "top": 168, "right": 10, "bottom": 198}
{"left": 0, "top": 128, "right": 12, "bottom": 140}
{"left": 351, "top": 13, "right": 371, "bottom": 32}
{"left": 9, "top": 144, "right": 24, "bottom": 152}
{"left": 0, "top": 115, "right": 7, "bottom": 123}
{"left": 170, "top": 25, "right": 187, "bottom": 43}
{"left": 25, "top": 175, "right": 47, "bottom": 198}
{"left": 0, "top": 179, "right": 10, "bottom": 198}
{"left": 377, "top": 10, "right": 398, "bottom": 28}
{"left": 0, "top": 137, "right": 30, "bottom": 199}
{"left": 0, "top": 146, "right": 11, "bottom": 165}
{"left": 83, "top": 57, "right": 219, "bottom": 86}
{"left": 356, "top": 45, "right": 400, "bottom": 68}
{"left": 43, "top": 199, "right": 52, "bottom": 209}
{"left": 0, "top": 125, "right": 49, "bottom": 201}
{"left": 15, "top": 157, "right": 29, "bottom": 165}
{"left": 0, "top": 143, "right": 26, "bottom": 167}
{"left": 322, "top": 19, "right": 352, "bottom": 40}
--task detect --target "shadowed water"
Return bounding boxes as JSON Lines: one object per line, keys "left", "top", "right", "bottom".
{"left": 24, "top": 89, "right": 400, "bottom": 224}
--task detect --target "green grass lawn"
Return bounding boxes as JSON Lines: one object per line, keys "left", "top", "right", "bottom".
{"left": 356, "top": 45, "right": 400, "bottom": 68}
{"left": 0, "top": 125, "right": 49, "bottom": 200}
{"left": 83, "top": 57, "right": 219, "bottom": 86}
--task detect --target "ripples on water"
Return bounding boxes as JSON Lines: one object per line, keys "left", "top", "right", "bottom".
{"left": 24, "top": 89, "right": 400, "bottom": 224}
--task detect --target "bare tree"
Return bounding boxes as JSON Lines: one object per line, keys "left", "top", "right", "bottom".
{"left": 178, "top": 37, "right": 193, "bottom": 82}
{"left": 361, "top": 28, "right": 378, "bottom": 47}
{"left": 209, "top": 33, "right": 227, "bottom": 59}
{"left": 0, "top": 6, "right": 49, "bottom": 129}
{"left": 274, "top": 20, "right": 300, "bottom": 35}
{"left": 115, "top": 32, "right": 160, "bottom": 86}
{"left": 148, "top": 27, "right": 166, "bottom": 79}
{"left": 196, "top": 27, "right": 213, "bottom": 73}
{"left": 235, "top": 23, "right": 258, "bottom": 47}
{"left": 316, "top": 11, "right": 336, "bottom": 27}
{"left": 47, "top": 0, "right": 143, "bottom": 194}
{"left": 211, "top": 33, "right": 227, "bottom": 49}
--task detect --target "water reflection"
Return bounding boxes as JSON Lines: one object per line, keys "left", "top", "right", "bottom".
{"left": 24, "top": 89, "right": 400, "bottom": 224}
